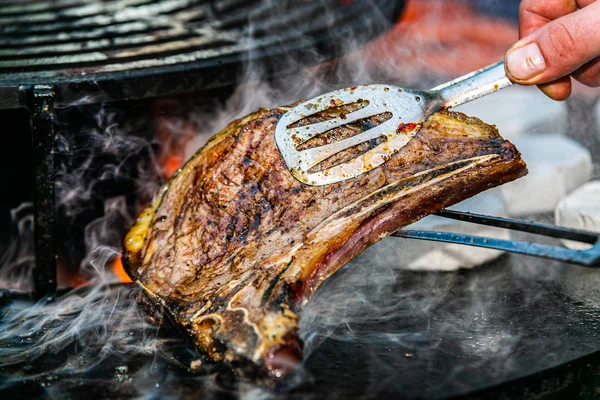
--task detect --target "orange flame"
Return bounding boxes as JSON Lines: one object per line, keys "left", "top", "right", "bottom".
{"left": 112, "top": 255, "right": 133, "bottom": 283}
{"left": 161, "top": 155, "right": 185, "bottom": 178}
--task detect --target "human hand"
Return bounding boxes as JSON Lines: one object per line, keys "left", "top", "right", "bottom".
{"left": 505, "top": 0, "right": 600, "bottom": 100}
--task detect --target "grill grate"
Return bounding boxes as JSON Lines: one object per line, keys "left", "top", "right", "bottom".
{"left": 0, "top": 0, "right": 403, "bottom": 93}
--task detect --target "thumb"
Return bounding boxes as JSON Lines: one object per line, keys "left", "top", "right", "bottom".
{"left": 505, "top": 1, "right": 600, "bottom": 85}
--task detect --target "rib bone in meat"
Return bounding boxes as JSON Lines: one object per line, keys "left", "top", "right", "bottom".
{"left": 123, "top": 107, "right": 527, "bottom": 382}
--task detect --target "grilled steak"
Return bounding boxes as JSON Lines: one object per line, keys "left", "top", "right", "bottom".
{"left": 123, "top": 107, "right": 526, "bottom": 382}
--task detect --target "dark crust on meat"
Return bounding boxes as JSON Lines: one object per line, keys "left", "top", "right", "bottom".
{"left": 123, "top": 108, "right": 527, "bottom": 383}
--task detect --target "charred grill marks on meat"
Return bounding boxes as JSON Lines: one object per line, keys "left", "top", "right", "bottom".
{"left": 123, "top": 107, "right": 527, "bottom": 382}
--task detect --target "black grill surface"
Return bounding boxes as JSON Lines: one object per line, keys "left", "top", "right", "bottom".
{"left": 0, "top": 0, "right": 404, "bottom": 107}
{"left": 0, "top": 252, "right": 599, "bottom": 399}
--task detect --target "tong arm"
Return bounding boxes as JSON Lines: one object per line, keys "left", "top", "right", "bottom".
{"left": 391, "top": 210, "right": 600, "bottom": 267}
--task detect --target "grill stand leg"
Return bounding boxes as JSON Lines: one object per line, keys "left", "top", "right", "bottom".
{"left": 28, "top": 85, "right": 57, "bottom": 299}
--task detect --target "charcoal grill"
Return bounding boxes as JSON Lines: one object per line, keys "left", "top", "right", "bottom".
{"left": 1, "top": 254, "right": 599, "bottom": 399}
{"left": 0, "top": 0, "right": 404, "bottom": 107}
{"left": 1, "top": 1, "right": 599, "bottom": 399}
{"left": 0, "top": 0, "right": 405, "bottom": 296}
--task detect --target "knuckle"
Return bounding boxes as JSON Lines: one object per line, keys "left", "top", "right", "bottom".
{"left": 580, "top": 75, "right": 600, "bottom": 87}
{"left": 519, "top": 3, "right": 537, "bottom": 20}
{"left": 519, "top": 0, "right": 540, "bottom": 14}
{"left": 518, "top": 2, "right": 529, "bottom": 14}
{"left": 573, "top": 58, "right": 600, "bottom": 87}
{"left": 545, "top": 22, "right": 581, "bottom": 61}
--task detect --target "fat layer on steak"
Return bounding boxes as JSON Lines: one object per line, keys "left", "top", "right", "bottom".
{"left": 123, "top": 107, "right": 526, "bottom": 381}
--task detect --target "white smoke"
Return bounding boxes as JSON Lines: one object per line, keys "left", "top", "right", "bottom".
{"left": 0, "top": 203, "right": 35, "bottom": 292}
{"left": 3, "top": 1, "right": 594, "bottom": 397}
{"left": 0, "top": 274, "right": 163, "bottom": 390}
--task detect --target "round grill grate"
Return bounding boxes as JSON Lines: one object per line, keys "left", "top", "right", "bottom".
{"left": 0, "top": 0, "right": 404, "bottom": 106}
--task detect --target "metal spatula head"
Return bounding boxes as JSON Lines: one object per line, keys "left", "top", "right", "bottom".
{"left": 275, "top": 84, "right": 429, "bottom": 186}
{"left": 274, "top": 61, "right": 512, "bottom": 186}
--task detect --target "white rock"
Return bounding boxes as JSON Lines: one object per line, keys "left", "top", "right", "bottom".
{"left": 377, "top": 191, "right": 509, "bottom": 271}
{"left": 454, "top": 85, "right": 567, "bottom": 138}
{"left": 555, "top": 181, "right": 600, "bottom": 250}
{"left": 497, "top": 134, "right": 592, "bottom": 217}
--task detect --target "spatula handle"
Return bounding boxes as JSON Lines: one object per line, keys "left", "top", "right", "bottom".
{"left": 430, "top": 61, "right": 512, "bottom": 109}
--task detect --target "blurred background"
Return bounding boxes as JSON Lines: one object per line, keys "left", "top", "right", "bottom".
{"left": 0, "top": 1, "right": 599, "bottom": 398}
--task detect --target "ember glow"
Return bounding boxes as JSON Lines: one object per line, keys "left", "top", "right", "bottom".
{"left": 361, "top": 0, "right": 518, "bottom": 80}
{"left": 56, "top": 261, "right": 88, "bottom": 289}
{"left": 154, "top": 98, "right": 196, "bottom": 179}
{"left": 112, "top": 255, "right": 132, "bottom": 284}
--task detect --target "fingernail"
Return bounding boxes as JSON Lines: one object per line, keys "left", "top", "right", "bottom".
{"left": 506, "top": 42, "right": 546, "bottom": 80}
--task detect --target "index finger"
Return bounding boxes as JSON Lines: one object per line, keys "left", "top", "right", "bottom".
{"left": 519, "top": 0, "right": 577, "bottom": 37}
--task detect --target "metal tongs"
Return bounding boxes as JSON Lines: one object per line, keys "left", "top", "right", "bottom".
{"left": 392, "top": 210, "right": 600, "bottom": 267}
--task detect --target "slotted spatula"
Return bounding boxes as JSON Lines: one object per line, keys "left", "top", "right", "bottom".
{"left": 273, "top": 62, "right": 600, "bottom": 267}
{"left": 275, "top": 61, "right": 512, "bottom": 186}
